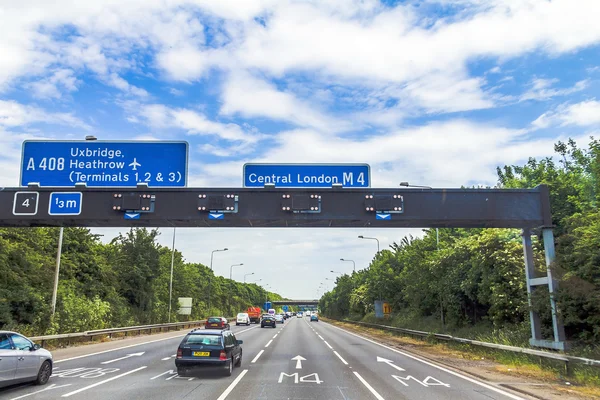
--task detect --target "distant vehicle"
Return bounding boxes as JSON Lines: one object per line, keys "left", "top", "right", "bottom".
{"left": 268, "top": 308, "right": 276, "bottom": 316}
{"left": 310, "top": 314, "right": 319, "bottom": 322}
{"left": 274, "top": 314, "right": 284, "bottom": 324}
{"left": 297, "top": 312, "right": 303, "bottom": 318}
{"left": 175, "top": 329, "right": 243, "bottom": 377}
{"left": 236, "top": 313, "right": 250, "bottom": 326}
{"left": 305, "top": 311, "right": 311, "bottom": 317}
{"left": 205, "top": 317, "right": 230, "bottom": 330}
{"left": 0, "top": 331, "right": 53, "bottom": 388}
{"left": 261, "top": 315, "right": 276, "bottom": 328}
{"left": 246, "top": 307, "right": 262, "bottom": 324}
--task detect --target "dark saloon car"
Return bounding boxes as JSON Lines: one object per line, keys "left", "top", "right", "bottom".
{"left": 204, "top": 317, "right": 230, "bottom": 330}
{"left": 260, "top": 315, "right": 276, "bottom": 328}
{"left": 175, "top": 329, "right": 243, "bottom": 376}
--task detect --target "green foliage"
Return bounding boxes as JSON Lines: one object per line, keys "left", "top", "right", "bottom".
{"left": 0, "top": 227, "right": 283, "bottom": 335}
{"left": 321, "top": 138, "right": 600, "bottom": 345}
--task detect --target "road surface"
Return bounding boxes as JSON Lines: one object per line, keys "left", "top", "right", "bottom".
{"left": 0, "top": 317, "right": 532, "bottom": 400}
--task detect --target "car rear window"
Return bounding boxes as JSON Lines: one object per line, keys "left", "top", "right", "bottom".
{"left": 207, "top": 317, "right": 222, "bottom": 323}
{"left": 237, "top": 313, "right": 247, "bottom": 318}
{"left": 185, "top": 334, "right": 222, "bottom": 346}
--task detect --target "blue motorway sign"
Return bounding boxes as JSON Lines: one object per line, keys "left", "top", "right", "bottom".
{"left": 48, "top": 192, "right": 82, "bottom": 215}
{"left": 21, "top": 140, "right": 188, "bottom": 187}
{"left": 244, "top": 163, "right": 370, "bottom": 188}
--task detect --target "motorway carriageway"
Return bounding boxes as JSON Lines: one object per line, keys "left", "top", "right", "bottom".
{"left": 0, "top": 318, "right": 534, "bottom": 400}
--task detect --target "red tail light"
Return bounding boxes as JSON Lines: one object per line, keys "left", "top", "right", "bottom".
{"left": 219, "top": 350, "right": 227, "bottom": 360}
{"left": 176, "top": 348, "right": 182, "bottom": 359}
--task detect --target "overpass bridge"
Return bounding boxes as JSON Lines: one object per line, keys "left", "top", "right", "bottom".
{"left": 271, "top": 300, "right": 319, "bottom": 306}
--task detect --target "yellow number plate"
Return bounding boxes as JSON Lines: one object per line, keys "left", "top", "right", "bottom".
{"left": 193, "top": 351, "right": 210, "bottom": 357}
{"left": 211, "top": 324, "right": 218, "bottom": 326}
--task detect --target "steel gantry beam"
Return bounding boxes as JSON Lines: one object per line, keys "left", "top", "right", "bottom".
{"left": 0, "top": 185, "right": 552, "bottom": 228}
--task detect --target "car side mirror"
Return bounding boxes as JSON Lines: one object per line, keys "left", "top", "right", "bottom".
{"left": 237, "top": 340, "right": 243, "bottom": 345}
{"left": 31, "top": 343, "right": 41, "bottom": 351}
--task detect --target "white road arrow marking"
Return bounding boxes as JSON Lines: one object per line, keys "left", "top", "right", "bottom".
{"left": 377, "top": 356, "right": 405, "bottom": 371}
{"left": 291, "top": 355, "right": 306, "bottom": 369}
{"left": 101, "top": 352, "right": 145, "bottom": 365}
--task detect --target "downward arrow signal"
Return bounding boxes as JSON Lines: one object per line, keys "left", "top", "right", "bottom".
{"left": 377, "top": 356, "right": 405, "bottom": 371}
{"left": 291, "top": 355, "right": 306, "bottom": 369}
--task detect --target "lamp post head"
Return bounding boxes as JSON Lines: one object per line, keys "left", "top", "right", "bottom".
{"left": 399, "top": 181, "right": 409, "bottom": 187}
{"left": 358, "top": 235, "right": 364, "bottom": 238}
{"left": 223, "top": 248, "right": 229, "bottom": 251}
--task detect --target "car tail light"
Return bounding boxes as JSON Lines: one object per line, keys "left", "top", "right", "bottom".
{"left": 176, "top": 348, "right": 182, "bottom": 359}
{"left": 219, "top": 350, "right": 227, "bottom": 361}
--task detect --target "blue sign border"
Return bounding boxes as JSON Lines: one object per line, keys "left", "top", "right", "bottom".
{"left": 48, "top": 192, "right": 83, "bottom": 216}
{"left": 20, "top": 140, "right": 189, "bottom": 188}
{"left": 243, "top": 163, "right": 371, "bottom": 188}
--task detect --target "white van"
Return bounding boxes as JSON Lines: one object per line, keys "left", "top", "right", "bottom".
{"left": 236, "top": 313, "right": 250, "bottom": 326}
{"left": 268, "top": 308, "right": 276, "bottom": 316}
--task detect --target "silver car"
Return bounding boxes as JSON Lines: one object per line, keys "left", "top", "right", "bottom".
{"left": 0, "top": 331, "right": 53, "bottom": 388}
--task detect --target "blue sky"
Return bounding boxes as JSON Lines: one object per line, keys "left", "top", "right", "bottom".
{"left": 1, "top": 0, "right": 600, "bottom": 298}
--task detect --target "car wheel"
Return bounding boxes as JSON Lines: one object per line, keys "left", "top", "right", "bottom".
{"left": 235, "top": 351, "right": 242, "bottom": 367}
{"left": 225, "top": 358, "right": 233, "bottom": 376}
{"left": 236, "top": 323, "right": 239, "bottom": 326}
{"left": 35, "top": 360, "right": 52, "bottom": 385}
{"left": 177, "top": 367, "right": 188, "bottom": 377}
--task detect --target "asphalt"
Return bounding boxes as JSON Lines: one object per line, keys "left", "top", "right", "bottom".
{"left": 0, "top": 317, "right": 535, "bottom": 400}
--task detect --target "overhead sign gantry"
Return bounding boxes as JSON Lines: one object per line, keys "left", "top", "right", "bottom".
{"left": 2, "top": 139, "right": 567, "bottom": 351}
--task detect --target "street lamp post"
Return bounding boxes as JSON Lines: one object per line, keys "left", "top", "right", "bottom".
{"left": 330, "top": 270, "right": 343, "bottom": 276}
{"left": 208, "top": 248, "right": 228, "bottom": 313}
{"left": 229, "top": 263, "right": 244, "bottom": 280}
{"left": 340, "top": 258, "right": 355, "bottom": 272}
{"left": 358, "top": 235, "right": 380, "bottom": 252}
{"left": 244, "top": 272, "right": 255, "bottom": 283}
{"left": 168, "top": 227, "right": 176, "bottom": 323}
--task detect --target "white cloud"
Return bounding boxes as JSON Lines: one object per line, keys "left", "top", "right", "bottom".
{"left": 156, "top": 46, "right": 214, "bottom": 82}
{"left": 533, "top": 100, "right": 600, "bottom": 129}
{"left": 220, "top": 72, "right": 350, "bottom": 132}
{"left": 0, "top": 100, "right": 89, "bottom": 129}
{"left": 128, "top": 102, "right": 263, "bottom": 152}
{"left": 27, "top": 69, "right": 80, "bottom": 99}
{"left": 519, "top": 78, "right": 588, "bottom": 102}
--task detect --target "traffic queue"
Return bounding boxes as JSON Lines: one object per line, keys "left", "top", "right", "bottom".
{"left": 174, "top": 307, "right": 317, "bottom": 376}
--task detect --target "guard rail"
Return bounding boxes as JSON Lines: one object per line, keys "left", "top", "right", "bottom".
{"left": 338, "top": 319, "right": 600, "bottom": 370}
{"left": 30, "top": 319, "right": 232, "bottom": 348}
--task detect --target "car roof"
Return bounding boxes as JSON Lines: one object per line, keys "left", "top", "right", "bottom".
{"left": 190, "top": 329, "right": 227, "bottom": 335}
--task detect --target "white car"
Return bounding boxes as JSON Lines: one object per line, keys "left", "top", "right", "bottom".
{"left": 0, "top": 331, "right": 53, "bottom": 388}
{"left": 236, "top": 313, "right": 250, "bottom": 326}
{"left": 296, "top": 313, "right": 303, "bottom": 318}
{"left": 274, "top": 314, "right": 284, "bottom": 324}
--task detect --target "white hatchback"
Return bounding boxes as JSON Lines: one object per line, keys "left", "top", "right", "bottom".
{"left": 236, "top": 313, "right": 250, "bottom": 326}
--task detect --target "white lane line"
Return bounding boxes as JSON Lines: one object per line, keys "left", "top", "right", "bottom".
{"left": 327, "top": 323, "right": 526, "bottom": 400}
{"left": 56, "top": 326, "right": 258, "bottom": 364}
{"left": 61, "top": 366, "right": 147, "bottom": 397}
{"left": 251, "top": 350, "right": 265, "bottom": 363}
{"left": 323, "top": 341, "right": 333, "bottom": 350}
{"left": 318, "top": 335, "right": 324, "bottom": 340}
{"left": 353, "top": 371, "right": 385, "bottom": 400}
{"left": 236, "top": 325, "right": 260, "bottom": 334}
{"left": 9, "top": 384, "right": 72, "bottom": 400}
{"left": 216, "top": 369, "right": 248, "bottom": 400}
{"left": 55, "top": 335, "right": 185, "bottom": 363}
{"left": 161, "top": 357, "right": 171, "bottom": 361}
{"left": 273, "top": 334, "right": 278, "bottom": 339}
{"left": 334, "top": 351, "right": 349, "bottom": 365}
{"left": 265, "top": 339, "right": 273, "bottom": 347}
